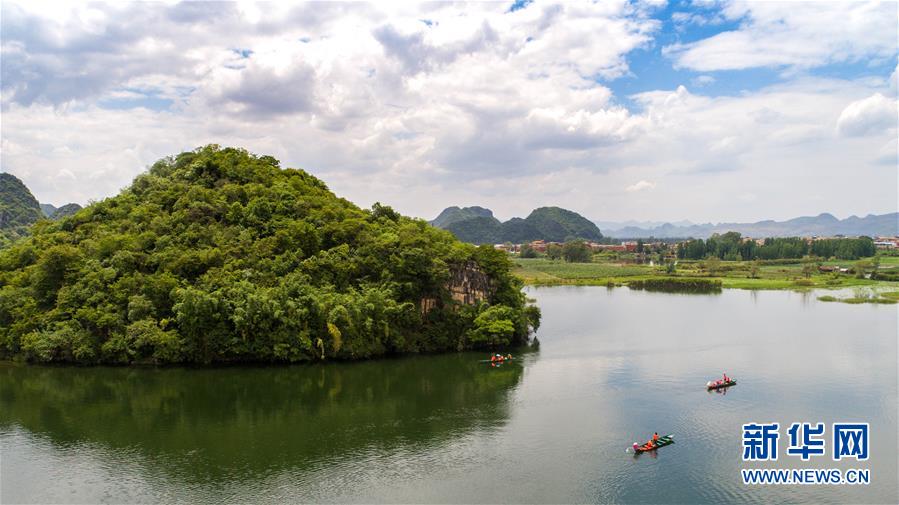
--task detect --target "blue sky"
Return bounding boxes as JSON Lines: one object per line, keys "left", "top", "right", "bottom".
{"left": 1, "top": 1, "right": 896, "bottom": 223}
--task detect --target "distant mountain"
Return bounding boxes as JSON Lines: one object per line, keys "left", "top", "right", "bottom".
{"left": 40, "top": 203, "right": 57, "bottom": 217}
{"left": 606, "top": 213, "right": 898, "bottom": 239}
{"left": 444, "top": 215, "right": 503, "bottom": 244}
{"left": 0, "top": 173, "right": 44, "bottom": 245}
{"left": 594, "top": 219, "right": 694, "bottom": 232}
{"left": 431, "top": 206, "right": 602, "bottom": 244}
{"left": 430, "top": 206, "right": 496, "bottom": 228}
{"left": 1, "top": 173, "right": 84, "bottom": 246}
{"left": 47, "top": 202, "right": 83, "bottom": 220}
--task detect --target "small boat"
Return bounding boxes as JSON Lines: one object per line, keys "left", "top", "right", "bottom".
{"left": 479, "top": 357, "right": 513, "bottom": 363}
{"left": 633, "top": 434, "right": 675, "bottom": 453}
{"left": 707, "top": 379, "right": 736, "bottom": 390}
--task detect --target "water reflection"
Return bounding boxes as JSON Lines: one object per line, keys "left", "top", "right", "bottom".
{"left": 1, "top": 354, "right": 523, "bottom": 501}
{"left": 2, "top": 286, "right": 897, "bottom": 504}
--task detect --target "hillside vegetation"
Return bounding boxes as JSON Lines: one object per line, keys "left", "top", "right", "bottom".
{"left": 0, "top": 146, "right": 538, "bottom": 364}
{"left": 430, "top": 206, "right": 496, "bottom": 228}
{"left": 432, "top": 205, "right": 602, "bottom": 244}
{"left": 0, "top": 173, "right": 44, "bottom": 246}
{"left": 2, "top": 174, "right": 84, "bottom": 246}
{"left": 43, "top": 203, "right": 84, "bottom": 220}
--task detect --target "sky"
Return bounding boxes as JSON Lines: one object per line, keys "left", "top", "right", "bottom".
{"left": 1, "top": 0, "right": 897, "bottom": 224}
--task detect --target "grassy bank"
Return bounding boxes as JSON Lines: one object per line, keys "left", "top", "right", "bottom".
{"left": 817, "top": 290, "right": 899, "bottom": 304}
{"left": 511, "top": 257, "right": 899, "bottom": 292}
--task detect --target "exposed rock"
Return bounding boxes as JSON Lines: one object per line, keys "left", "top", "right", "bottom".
{"left": 447, "top": 261, "right": 491, "bottom": 305}
{"left": 420, "top": 261, "right": 492, "bottom": 315}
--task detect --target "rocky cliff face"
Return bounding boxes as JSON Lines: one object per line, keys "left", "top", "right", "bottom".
{"left": 421, "top": 261, "right": 492, "bottom": 314}
{"left": 447, "top": 261, "right": 491, "bottom": 304}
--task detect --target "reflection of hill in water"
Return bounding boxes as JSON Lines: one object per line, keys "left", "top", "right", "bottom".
{"left": 0, "top": 354, "right": 523, "bottom": 482}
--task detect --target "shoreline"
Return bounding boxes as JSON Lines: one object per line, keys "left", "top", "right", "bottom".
{"left": 512, "top": 256, "right": 899, "bottom": 297}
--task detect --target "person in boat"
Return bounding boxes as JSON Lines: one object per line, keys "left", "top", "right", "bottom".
{"left": 490, "top": 354, "right": 497, "bottom": 362}
{"left": 722, "top": 372, "right": 729, "bottom": 383}
{"left": 641, "top": 440, "right": 655, "bottom": 451}
{"left": 632, "top": 442, "right": 640, "bottom": 452}
{"left": 653, "top": 432, "right": 659, "bottom": 443}
{"left": 506, "top": 354, "right": 512, "bottom": 360}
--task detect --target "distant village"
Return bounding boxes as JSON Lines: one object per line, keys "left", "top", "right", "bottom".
{"left": 495, "top": 235, "right": 899, "bottom": 255}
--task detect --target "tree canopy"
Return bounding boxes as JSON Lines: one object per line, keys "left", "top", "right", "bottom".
{"left": 677, "top": 233, "right": 875, "bottom": 261}
{"left": 0, "top": 146, "right": 539, "bottom": 364}
{"left": 0, "top": 173, "right": 44, "bottom": 246}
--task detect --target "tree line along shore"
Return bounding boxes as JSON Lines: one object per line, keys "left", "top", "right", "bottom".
{"left": 503, "top": 234, "right": 899, "bottom": 302}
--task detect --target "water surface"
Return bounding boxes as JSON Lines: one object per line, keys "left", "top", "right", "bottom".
{"left": 2, "top": 287, "right": 896, "bottom": 503}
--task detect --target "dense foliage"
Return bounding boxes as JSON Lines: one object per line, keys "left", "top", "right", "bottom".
{"left": 49, "top": 203, "right": 84, "bottom": 220}
{"left": 0, "top": 146, "right": 539, "bottom": 364}
{"left": 445, "top": 215, "right": 504, "bottom": 244}
{"left": 524, "top": 207, "right": 603, "bottom": 242}
{"left": 561, "top": 240, "right": 592, "bottom": 263}
{"left": 677, "top": 232, "right": 875, "bottom": 261}
{"left": 433, "top": 205, "right": 602, "bottom": 244}
{"left": 0, "top": 173, "right": 44, "bottom": 246}
{"left": 2, "top": 174, "right": 84, "bottom": 246}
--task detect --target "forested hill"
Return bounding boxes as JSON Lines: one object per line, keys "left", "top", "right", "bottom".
{"left": 430, "top": 206, "right": 496, "bottom": 228}
{"left": 1, "top": 173, "right": 85, "bottom": 246}
{"left": 40, "top": 202, "right": 84, "bottom": 220}
{"left": 430, "top": 206, "right": 602, "bottom": 244}
{"left": 0, "top": 146, "right": 539, "bottom": 365}
{"left": 0, "top": 173, "right": 44, "bottom": 246}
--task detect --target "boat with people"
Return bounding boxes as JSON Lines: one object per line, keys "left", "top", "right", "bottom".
{"left": 707, "top": 372, "right": 736, "bottom": 390}
{"left": 707, "top": 379, "right": 737, "bottom": 390}
{"left": 480, "top": 353, "right": 513, "bottom": 364}
{"left": 630, "top": 433, "right": 674, "bottom": 453}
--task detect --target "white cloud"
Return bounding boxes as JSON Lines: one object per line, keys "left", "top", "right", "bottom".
{"left": 836, "top": 93, "right": 898, "bottom": 137}
{"left": 664, "top": 1, "right": 897, "bottom": 71}
{"left": 691, "top": 75, "right": 715, "bottom": 87}
{"left": 626, "top": 180, "right": 656, "bottom": 192}
{"left": 0, "top": 1, "right": 896, "bottom": 223}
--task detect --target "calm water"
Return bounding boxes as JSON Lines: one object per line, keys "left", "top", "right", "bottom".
{"left": 2, "top": 287, "right": 897, "bottom": 504}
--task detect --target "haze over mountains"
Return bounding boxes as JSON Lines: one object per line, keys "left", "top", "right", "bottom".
{"left": 431, "top": 205, "right": 897, "bottom": 243}
{"left": 601, "top": 213, "right": 898, "bottom": 239}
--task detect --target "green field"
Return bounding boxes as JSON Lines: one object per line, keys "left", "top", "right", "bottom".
{"left": 511, "top": 259, "right": 649, "bottom": 282}
{"left": 512, "top": 256, "right": 899, "bottom": 292}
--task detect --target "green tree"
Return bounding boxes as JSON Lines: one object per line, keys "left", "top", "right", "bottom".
{"left": 704, "top": 256, "right": 721, "bottom": 276}
{"left": 519, "top": 243, "right": 537, "bottom": 258}
{"left": 546, "top": 243, "right": 563, "bottom": 260}
{"left": 801, "top": 262, "right": 815, "bottom": 279}
{"left": 665, "top": 261, "right": 677, "bottom": 275}
{"left": 854, "top": 259, "right": 873, "bottom": 279}
{"left": 0, "top": 146, "right": 539, "bottom": 364}
{"left": 562, "top": 240, "right": 592, "bottom": 263}
{"left": 468, "top": 305, "right": 516, "bottom": 347}
{"left": 749, "top": 260, "right": 760, "bottom": 279}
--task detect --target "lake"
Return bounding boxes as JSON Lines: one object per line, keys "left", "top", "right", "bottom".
{"left": 2, "top": 286, "right": 897, "bottom": 504}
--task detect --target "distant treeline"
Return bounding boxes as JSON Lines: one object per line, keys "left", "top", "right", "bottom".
{"left": 676, "top": 232, "right": 876, "bottom": 261}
